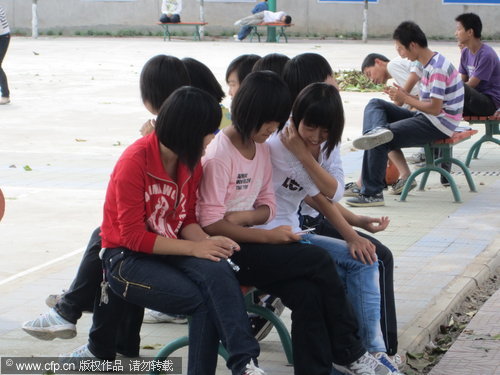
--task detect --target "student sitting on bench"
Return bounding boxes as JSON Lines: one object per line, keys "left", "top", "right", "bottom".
{"left": 346, "top": 21, "right": 464, "bottom": 207}
{"left": 454, "top": 12, "right": 500, "bottom": 116}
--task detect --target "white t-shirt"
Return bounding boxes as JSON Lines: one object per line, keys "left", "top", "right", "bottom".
{"left": 262, "top": 11, "right": 285, "bottom": 23}
{"left": 258, "top": 132, "right": 343, "bottom": 232}
{"left": 387, "top": 56, "right": 421, "bottom": 97}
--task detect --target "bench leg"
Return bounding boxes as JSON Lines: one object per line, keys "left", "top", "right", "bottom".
{"left": 400, "top": 166, "right": 462, "bottom": 203}
{"left": 162, "top": 25, "right": 171, "bottom": 41}
{"left": 150, "top": 336, "right": 189, "bottom": 375}
{"left": 246, "top": 303, "right": 294, "bottom": 365}
{"left": 278, "top": 26, "right": 288, "bottom": 43}
{"left": 436, "top": 156, "right": 477, "bottom": 193}
{"left": 194, "top": 25, "right": 201, "bottom": 41}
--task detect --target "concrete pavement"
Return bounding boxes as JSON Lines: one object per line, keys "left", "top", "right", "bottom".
{"left": 0, "top": 36, "right": 499, "bottom": 374}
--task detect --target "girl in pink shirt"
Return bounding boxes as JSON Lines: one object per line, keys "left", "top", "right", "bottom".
{"left": 198, "top": 70, "right": 380, "bottom": 375}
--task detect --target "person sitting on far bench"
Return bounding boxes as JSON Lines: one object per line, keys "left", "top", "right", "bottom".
{"left": 159, "top": 0, "right": 182, "bottom": 23}
{"left": 234, "top": 10, "right": 291, "bottom": 27}
{"left": 345, "top": 53, "right": 423, "bottom": 197}
{"left": 455, "top": 12, "right": 500, "bottom": 116}
{"left": 346, "top": 21, "right": 464, "bottom": 207}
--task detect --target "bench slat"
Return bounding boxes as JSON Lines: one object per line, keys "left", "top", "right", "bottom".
{"left": 433, "top": 129, "right": 478, "bottom": 144}
{"left": 463, "top": 115, "right": 500, "bottom": 121}
{"left": 157, "top": 22, "right": 207, "bottom": 25}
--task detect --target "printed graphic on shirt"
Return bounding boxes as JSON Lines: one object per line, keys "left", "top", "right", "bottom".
{"left": 466, "top": 65, "right": 476, "bottom": 77}
{"left": 236, "top": 173, "right": 251, "bottom": 190}
{"left": 145, "top": 182, "right": 185, "bottom": 238}
{"left": 282, "top": 177, "right": 304, "bottom": 192}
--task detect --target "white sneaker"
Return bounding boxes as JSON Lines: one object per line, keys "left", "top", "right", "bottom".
{"left": 353, "top": 127, "right": 394, "bottom": 150}
{"left": 22, "top": 308, "right": 76, "bottom": 340}
{"left": 233, "top": 34, "right": 241, "bottom": 41}
{"left": 373, "top": 352, "right": 403, "bottom": 374}
{"left": 0, "top": 97, "right": 10, "bottom": 105}
{"left": 59, "top": 344, "right": 99, "bottom": 366}
{"left": 333, "top": 351, "right": 390, "bottom": 375}
{"left": 142, "top": 309, "right": 188, "bottom": 324}
{"left": 242, "top": 359, "right": 266, "bottom": 375}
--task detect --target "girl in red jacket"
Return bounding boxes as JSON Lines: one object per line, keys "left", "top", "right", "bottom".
{"left": 86, "top": 87, "right": 264, "bottom": 375}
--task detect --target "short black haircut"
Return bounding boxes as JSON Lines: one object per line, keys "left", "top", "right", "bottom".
{"left": 282, "top": 53, "right": 334, "bottom": 103}
{"left": 231, "top": 71, "right": 291, "bottom": 142}
{"left": 284, "top": 15, "right": 292, "bottom": 24}
{"left": 182, "top": 57, "right": 225, "bottom": 104}
{"left": 291, "top": 83, "right": 344, "bottom": 158}
{"left": 455, "top": 13, "right": 482, "bottom": 39}
{"left": 393, "top": 21, "right": 428, "bottom": 49}
{"left": 140, "top": 55, "right": 190, "bottom": 113}
{"left": 252, "top": 53, "right": 290, "bottom": 76}
{"left": 361, "top": 53, "right": 390, "bottom": 72}
{"left": 156, "top": 86, "right": 221, "bottom": 170}
{"left": 225, "top": 54, "right": 261, "bottom": 84}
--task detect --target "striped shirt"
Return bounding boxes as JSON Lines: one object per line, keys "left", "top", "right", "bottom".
{"left": 418, "top": 52, "right": 464, "bottom": 137}
{"left": 0, "top": 6, "right": 10, "bottom": 35}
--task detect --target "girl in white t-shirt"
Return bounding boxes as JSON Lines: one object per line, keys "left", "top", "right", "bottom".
{"left": 261, "top": 82, "right": 400, "bottom": 373}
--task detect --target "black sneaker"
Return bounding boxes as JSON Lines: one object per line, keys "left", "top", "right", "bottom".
{"left": 250, "top": 296, "right": 285, "bottom": 341}
{"left": 353, "top": 127, "right": 394, "bottom": 150}
{"left": 345, "top": 193, "right": 384, "bottom": 207}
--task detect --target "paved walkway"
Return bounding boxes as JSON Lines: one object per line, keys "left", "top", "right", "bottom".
{"left": 0, "top": 37, "right": 499, "bottom": 374}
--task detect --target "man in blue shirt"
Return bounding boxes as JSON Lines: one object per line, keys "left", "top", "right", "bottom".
{"left": 234, "top": 0, "right": 268, "bottom": 41}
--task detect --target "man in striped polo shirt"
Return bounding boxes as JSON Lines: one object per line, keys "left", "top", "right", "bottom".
{"left": 346, "top": 21, "right": 464, "bottom": 207}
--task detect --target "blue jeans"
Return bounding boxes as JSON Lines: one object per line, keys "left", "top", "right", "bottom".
{"left": 159, "top": 13, "right": 180, "bottom": 23}
{"left": 100, "top": 248, "right": 259, "bottom": 375}
{"left": 303, "top": 234, "right": 385, "bottom": 353}
{"left": 361, "top": 98, "right": 449, "bottom": 196}
{"left": 237, "top": 25, "right": 253, "bottom": 40}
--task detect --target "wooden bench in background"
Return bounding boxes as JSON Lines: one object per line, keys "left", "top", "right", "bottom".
{"left": 156, "top": 22, "right": 207, "bottom": 41}
{"left": 400, "top": 129, "right": 478, "bottom": 203}
{"left": 462, "top": 114, "right": 500, "bottom": 167}
{"left": 249, "top": 22, "right": 293, "bottom": 43}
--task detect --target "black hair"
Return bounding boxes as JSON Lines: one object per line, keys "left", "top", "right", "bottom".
{"left": 361, "top": 53, "right": 390, "bottom": 72}
{"left": 291, "top": 83, "right": 344, "bottom": 157}
{"left": 252, "top": 53, "right": 290, "bottom": 76}
{"left": 455, "top": 13, "right": 482, "bottom": 39}
{"left": 282, "top": 53, "right": 334, "bottom": 103}
{"left": 225, "top": 54, "right": 261, "bottom": 84}
{"left": 284, "top": 15, "right": 292, "bottom": 25}
{"left": 140, "top": 55, "right": 190, "bottom": 113}
{"left": 182, "top": 57, "right": 225, "bottom": 103}
{"left": 231, "top": 71, "right": 291, "bottom": 142}
{"left": 392, "top": 21, "right": 428, "bottom": 49}
{"left": 155, "top": 86, "right": 222, "bottom": 170}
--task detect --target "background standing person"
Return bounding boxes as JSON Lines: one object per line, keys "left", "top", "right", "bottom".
{"left": 0, "top": 5, "right": 10, "bottom": 105}
{"left": 234, "top": 0, "right": 268, "bottom": 41}
{"left": 159, "top": 0, "right": 182, "bottom": 23}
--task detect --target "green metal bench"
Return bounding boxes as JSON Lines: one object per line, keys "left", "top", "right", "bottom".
{"left": 149, "top": 287, "right": 293, "bottom": 375}
{"left": 248, "top": 22, "right": 293, "bottom": 43}
{"left": 400, "top": 129, "right": 478, "bottom": 203}
{"left": 463, "top": 115, "right": 500, "bottom": 167}
{"left": 156, "top": 22, "right": 207, "bottom": 41}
